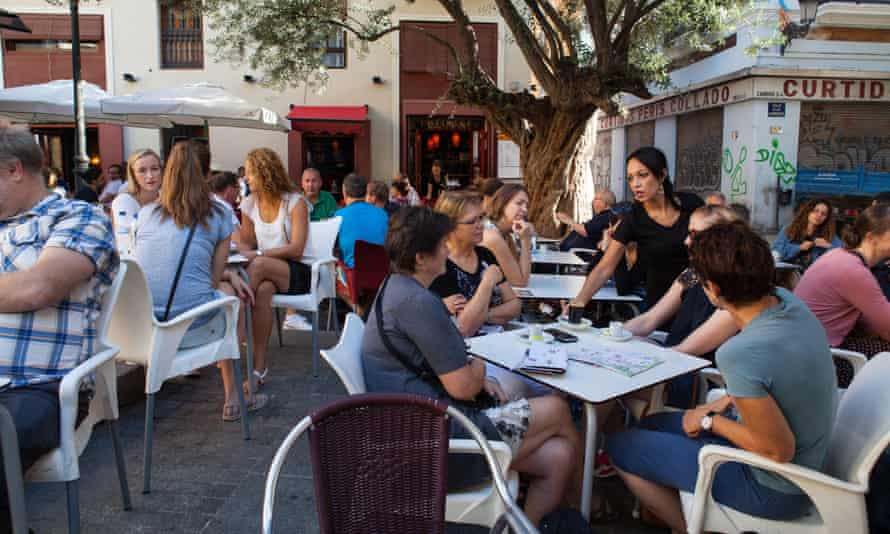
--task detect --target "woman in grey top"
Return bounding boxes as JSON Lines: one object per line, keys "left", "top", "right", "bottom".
{"left": 362, "top": 207, "right": 580, "bottom": 525}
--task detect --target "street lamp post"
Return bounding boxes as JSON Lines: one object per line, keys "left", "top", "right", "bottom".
{"left": 69, "top": 0, "right": 89, "bottom": 187}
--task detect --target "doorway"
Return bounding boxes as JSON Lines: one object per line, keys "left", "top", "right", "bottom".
{"left": 407, "top": 115, "right": 487, "bottom": 194}
{"left": 32, "top": 126, "right": 101, "bottom": 192}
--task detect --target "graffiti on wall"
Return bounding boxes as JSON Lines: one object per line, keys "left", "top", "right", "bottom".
{"left": 756, "top": 137, "right": 796, "bottom": 186}
{"left": 798, "top": 103, "right": 890, "bottom": 172}
{"left": 722, "top": 146, "right": 748, "bottom": 200}
{"left": 677, "top": 135, "right": 722, "bottom": 193}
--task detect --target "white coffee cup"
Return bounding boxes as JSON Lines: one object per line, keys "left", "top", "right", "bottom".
{"left": 771, "top": 249, "right": 782, "bottom": 262}
{"left": 529, "top": 324, "right": 544, "bottom": 341}
{"left": 609, "top": 321, "right": 624, "bottom": 337}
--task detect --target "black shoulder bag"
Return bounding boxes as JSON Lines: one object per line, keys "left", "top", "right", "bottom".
{"left": 374, "top": 275, "right": 496, "bottom": 410}
{"left": 161, "top": 224, "right": 198, "bottom": 322}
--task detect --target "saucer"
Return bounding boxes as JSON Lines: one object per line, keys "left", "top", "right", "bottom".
{"left": 558, "top": 317, "right": 593, "bottom": 332}
{"left": 599, "top": 328, "right": 632, "bottom": 342}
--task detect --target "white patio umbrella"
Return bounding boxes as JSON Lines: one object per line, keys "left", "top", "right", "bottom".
{"left": 100, "top": 83, "right": 290, "bottom": 132}
{"left": 0, "top": 80, "right": 166, "bottom": 127}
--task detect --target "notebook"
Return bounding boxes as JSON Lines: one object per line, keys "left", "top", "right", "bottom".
{"left": 517, "top": 343, "right": 568, "bottom": 375}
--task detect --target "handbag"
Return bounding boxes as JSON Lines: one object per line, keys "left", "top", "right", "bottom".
{"left": 373, "top": 275, "right": 497, "bottom": 410}
{"left": 161, "top": 224, "right": 197, "bottom": 322}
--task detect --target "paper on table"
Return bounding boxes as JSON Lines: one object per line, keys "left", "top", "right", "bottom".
{"left": 568, "top": 346, "right": 663, "bottom": 377}
{"left": 517, "top": 343, "right": 568, "bottom": 374}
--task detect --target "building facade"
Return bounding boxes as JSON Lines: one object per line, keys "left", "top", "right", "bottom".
{"left": 1, "top": 1, "right": 532, "bottom": 192}
{"left": 593, "top": 0, "right": 890, "bottom": 231}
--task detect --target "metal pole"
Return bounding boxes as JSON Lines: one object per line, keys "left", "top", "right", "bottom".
{"left": 70, "top": 0, "right": 89, "bottom": 188}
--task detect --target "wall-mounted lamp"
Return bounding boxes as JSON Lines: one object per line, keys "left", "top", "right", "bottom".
{"left": 372, "top": 75, "right": 385, "bottom": 85}
{"left": 122, "top": 72, "right": 138, "bottom": 82}
{"left": 243, "top": 74, "right": 258, "bottom": 83}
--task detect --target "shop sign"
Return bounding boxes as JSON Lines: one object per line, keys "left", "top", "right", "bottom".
{"left": 768, "top": 102, "right": 786, "bottom": 117}
{"left": 755, "top": 77, "right": 890, "bottom": 101}
{"left": 415, "top": 117, "right": 483, "bottom": 131}
{"left": 598, "top": 79, "right": 751, "bottom": 130}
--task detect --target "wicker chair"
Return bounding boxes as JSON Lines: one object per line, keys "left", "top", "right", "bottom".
{"left": 263, "top": 393, "right": 537, "bottom": 534}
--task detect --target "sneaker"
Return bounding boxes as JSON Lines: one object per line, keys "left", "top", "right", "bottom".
{"left": 283, "top": 314, "right": 312, "bottom": 331}
{"left": 594, "top": 448, "right": 617, "bottom": 478}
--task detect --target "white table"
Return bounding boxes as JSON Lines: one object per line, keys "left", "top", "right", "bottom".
{"left": 775, "top": 261, "right": 800, "bottom": 271}
{"left": 531, "top": 249, "right": 588, "bottom": 266}
{"left": 514, "top": 274, "right": 643, "bottom": 317}
{"left": 468, "top": 328, "right": 710, "bottom": 520}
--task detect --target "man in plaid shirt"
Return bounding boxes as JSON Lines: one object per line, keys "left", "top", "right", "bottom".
{"left": 0, "top": 122, "right": 118, "bottom": 531}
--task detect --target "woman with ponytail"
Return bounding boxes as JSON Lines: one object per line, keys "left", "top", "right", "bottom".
{"left": 795, "top": 204, "right": 890, "bottom": 383}
{"left": 571, "top": 146, "right": 694, "bottom": 309}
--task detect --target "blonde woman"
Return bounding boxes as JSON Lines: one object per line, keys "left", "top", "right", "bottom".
{"left": 239, "top": 148, "right": 312, "bottom": 390}
{"left": 111, "top": 149, "right": 162, "bottom": 250}
{"left": 134, "top": 140, "right": 262, "bottom": 421}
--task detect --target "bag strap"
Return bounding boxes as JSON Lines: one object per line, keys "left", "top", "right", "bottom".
{"left": 162, "top": 223, "right": 198, "bottom": 322}
{"left": 374, "top": 275, "right": 439, "bottom": 383}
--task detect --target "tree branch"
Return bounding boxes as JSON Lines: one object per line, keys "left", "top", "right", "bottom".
{"left": 584, "top": 0, "right": 611, "bottom": 69}
{"left": 493, "top": 0, "right": 559, "bottom": 95}
{"left": 326, "top": 20, "right": 464, "bottom": 75}
{"left": 538, "top": 0, "right": 578, "bottom": 61}
{"left": 435, "top": 0, "right": 480, "bottom": 71}
{"left": 521, "top": 0, "right": 564, "bottom": 64}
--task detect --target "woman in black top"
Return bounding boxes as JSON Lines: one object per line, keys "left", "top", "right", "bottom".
{"left": 572, "top": 146, "right": 692, "bottom": 309}
{"left": 422, "top": 160, "right": 447, "bottom": 202}
{"left": 622, "top": 205, "right": 741, "bottom": 406}
{"left": 431, "top": 191, "right": 521, "bottom": 337}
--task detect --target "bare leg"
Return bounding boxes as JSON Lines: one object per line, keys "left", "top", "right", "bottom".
{"left": 614, "top": 466, "right": 687, "bottom": 532}
{"left": 246, "top": 257, "right": 292, "bottom": 389}
{"left": 509, "top": 396, "right": 581, "bottom": 524}
{"left": 217, "top": 281, "right": 252, "bottom": 413}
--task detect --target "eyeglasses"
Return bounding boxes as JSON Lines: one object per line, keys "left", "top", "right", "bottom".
{"left": 458, "top": 215, "right": 485, "bottom": 226}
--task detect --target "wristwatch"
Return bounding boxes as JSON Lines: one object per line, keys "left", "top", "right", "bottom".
{"left": 701, "top": 410, "right": 717, "bottom": 432}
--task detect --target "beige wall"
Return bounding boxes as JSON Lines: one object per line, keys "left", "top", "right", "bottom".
{"left": 4, "top": 1, "right": 531, "bottom": 180}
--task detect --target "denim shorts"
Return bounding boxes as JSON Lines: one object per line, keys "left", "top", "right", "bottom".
{"left": 607, "top": 411, "right": 813, "bottom": 520}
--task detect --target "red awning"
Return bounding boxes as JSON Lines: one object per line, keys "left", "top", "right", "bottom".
{"left": 287, "top": 105, "right": 369, "bottom": 135}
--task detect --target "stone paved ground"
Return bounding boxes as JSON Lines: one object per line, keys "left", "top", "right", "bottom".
{"left": 24, "top": 327, "right": 666, "bottom": 534}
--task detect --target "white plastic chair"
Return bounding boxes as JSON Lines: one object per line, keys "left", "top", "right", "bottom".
{"left": 262, "top": 392, "right": 537, "bottom": 534}
{"left": 24, "top": 260, "right": 132, "bottom": 534}
{"left": 107, "top": 259, "right": 248, "bottom": 494}
{"left": 271, "top": 216, "right": 342, "bottom": 377}
{"left": 681, "top": 351, "right": 890, "bottom": 534}
{"left": 320, "top": 313, "right": 520, "bottom": 527}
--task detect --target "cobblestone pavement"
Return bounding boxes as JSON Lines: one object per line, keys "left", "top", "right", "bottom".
{"left": 24, "top": 327, "right": 665, "bottom": 534}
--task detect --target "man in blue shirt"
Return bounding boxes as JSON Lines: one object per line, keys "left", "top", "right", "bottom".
{"left": 336, "top": 173, "right": 388, "bottom": 268}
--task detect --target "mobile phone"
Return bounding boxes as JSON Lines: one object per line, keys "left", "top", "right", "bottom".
{"left": 544, "top": 328, "right": 578, "bottom": 343}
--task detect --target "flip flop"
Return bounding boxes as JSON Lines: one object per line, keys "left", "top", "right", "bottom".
{"left": 243, "top": 368, "right": 268, "bottom": 394}
{"left": 222, "top": 393, "right": 269, "bottom": 422}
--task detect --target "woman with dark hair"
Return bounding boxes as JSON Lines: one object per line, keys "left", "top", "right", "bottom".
{"left": 362, "top": 207, "right": 579, "bottom": 525}
{"left": 608, "top": 221, "right": 837, "bottom": 531}
{"left": 239, "top": 147, "right": 312, "bottom": 390}
{"left": 481, "top": 184, "right": 534, "bottom": 287}
{"left": 422, "top": 160, "right": 447, "bottom": 202}
{"left": 773, "top": 198, "right": 841, "bottom": 269}
{"left": 135, "top": 140, "right": 262, "bottom": 420}
{"left": 795, "top": 205, "right": 890, "bottom": 379}
{"left": 571, "top": 146, "right": 693, "bottom": 310}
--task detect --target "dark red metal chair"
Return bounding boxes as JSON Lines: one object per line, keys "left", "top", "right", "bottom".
{"left": 262, "top": 393, "right": 538, "bottom": 534}
{"left": 336, "top": 240, "right": 389, "bottom": 313}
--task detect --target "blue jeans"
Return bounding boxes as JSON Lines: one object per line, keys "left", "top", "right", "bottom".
{"left": 607, "top": 412, "right": 812, "bottom": 520}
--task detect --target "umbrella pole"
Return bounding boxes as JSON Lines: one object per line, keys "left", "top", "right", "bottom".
{"left": 70, "top": 0, "right": 89, "bottom": 187}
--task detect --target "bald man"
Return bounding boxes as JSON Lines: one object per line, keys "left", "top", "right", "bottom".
{"left": 302, "top": 167, "right": 337, "bottom": 221}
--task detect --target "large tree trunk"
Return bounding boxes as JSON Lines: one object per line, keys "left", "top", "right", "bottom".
{"left": 519, "top": 109, "right": 595, "bottom": 237}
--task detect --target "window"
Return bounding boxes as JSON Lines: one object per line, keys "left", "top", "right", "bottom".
{"left": 320, "top": 31, "right": 347, "bottom": 69}
{"left": 159, "top": 1, "right": 204, "bottom": 69}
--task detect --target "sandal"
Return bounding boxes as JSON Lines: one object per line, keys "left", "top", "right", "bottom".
{"left": 222, "top": 393, "right": 269, "bottom": 422}
{"left": 243, "top": 368, "right": 268, "bottom": 394}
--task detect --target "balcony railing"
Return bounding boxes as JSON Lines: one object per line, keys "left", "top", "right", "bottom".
{"left": 160, "top": 28, "right": 203, "bottom": 69}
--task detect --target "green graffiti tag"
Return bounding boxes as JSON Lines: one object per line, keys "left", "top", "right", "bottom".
{"left": 755, "top": 138, "right": 796, "bottom": 185}
{"left": 722, "top": 146, "right": 748, "bottom": 200}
